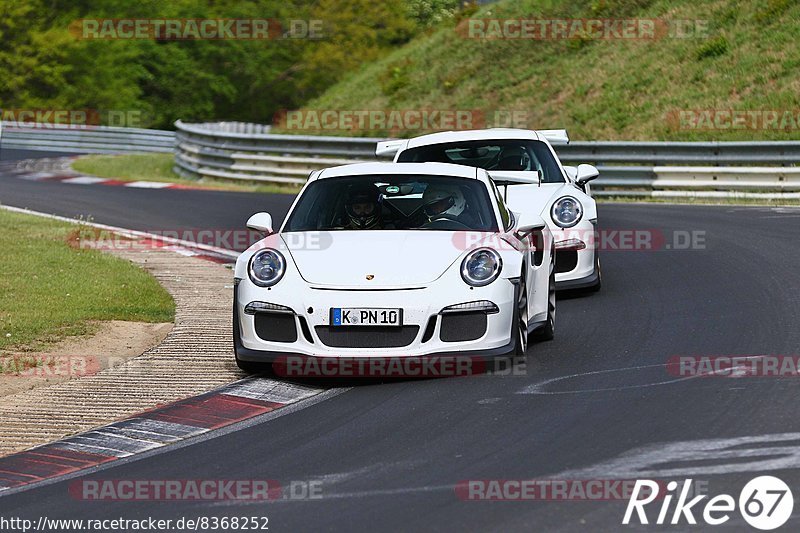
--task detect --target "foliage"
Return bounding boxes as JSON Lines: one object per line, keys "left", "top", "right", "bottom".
{"left": 0, "top": 0, "right": 438, "bottom": 128}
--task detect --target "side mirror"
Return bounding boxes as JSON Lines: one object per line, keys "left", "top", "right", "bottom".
{"left": 563, "top": 166, "right": 578, "bottom": 181}
{"left": 576, "top": 164, "right": 600, "bottom": 185}
{"left": 514, "top": 211, "right": 547, "bottom": 235}
{"left": 246, "top": 212, "right": 273, "bottom": 234}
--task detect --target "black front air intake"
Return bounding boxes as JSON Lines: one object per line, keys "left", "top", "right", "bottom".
{"left": 315, "top": 326, "right": 419, "bottom": 348}
{"left": 440, "top": 312, "right": 487, "bottom": 342}
{"left": 254, "top": 312, "right": 298, "bottom": 343}
{"left": 555, "top": 250, "right": 578, "bottom": 273}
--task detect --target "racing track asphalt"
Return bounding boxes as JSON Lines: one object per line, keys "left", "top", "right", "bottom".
{"left": 1, "top": 150, "right": 800, "bottom": 531}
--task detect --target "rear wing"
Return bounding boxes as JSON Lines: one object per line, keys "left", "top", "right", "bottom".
{"left": 489, "top": 170, "right": 543, "bottom": 201}
{"left": 375, "top": 129, "right": 569, "bottom": 158}
{"left": 536, "top": 129, "right": 569, "bottom": 144}
{"left": 375, "top": 139, "right": 405, "bottom": 158}
{"left": 488, "top": 170, "right": 542, "bottom": 186}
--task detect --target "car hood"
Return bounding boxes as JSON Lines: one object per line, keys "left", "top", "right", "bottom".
{"left": 500, "top": 181, "right": 571, "bottom": 218}
{"left": 283, "top": 231, "right": 471, "bottom": 288}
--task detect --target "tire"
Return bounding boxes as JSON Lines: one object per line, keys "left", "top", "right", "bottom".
{"left": 532, "top": 250, "right": 556, "bottom": 342}
{"left": 513, "top": 269, "right": 529, "bottom": 355}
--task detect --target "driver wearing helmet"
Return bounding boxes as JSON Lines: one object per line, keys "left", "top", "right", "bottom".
{"left": 412, "top": 183, "right": 477, "bottom": 227}
{"left": 497, "top": 145, "right": 531, "bottom": 171}
{"left": 343, "top": 183, "right": 382, "bottom": 230}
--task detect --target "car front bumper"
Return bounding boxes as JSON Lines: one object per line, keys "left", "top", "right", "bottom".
{"left": 552, "top": 219, "right": 598, "bottom": 290}
{"left": 234, "top": 277, "right": 518, "bottom": 362}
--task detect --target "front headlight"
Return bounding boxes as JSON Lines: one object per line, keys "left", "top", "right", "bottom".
{"left": 551, "top": 196, "right": 583, "bottom": 228}
{"left": 461, "top": 248, "right": 502, "bottom": 287}
{"left": 248, "top": 249, "right": 286, "bottom": 287}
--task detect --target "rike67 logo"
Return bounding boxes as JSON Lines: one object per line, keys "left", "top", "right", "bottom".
{"left": 623, "top": 476, "right": 793, "bottom": 530}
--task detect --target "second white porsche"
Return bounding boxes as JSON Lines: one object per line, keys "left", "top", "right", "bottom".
{"left": 379, "top": 129, "right": 602, "bottom": 291}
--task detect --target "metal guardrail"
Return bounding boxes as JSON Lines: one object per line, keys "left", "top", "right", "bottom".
{"left": 175, "top": 121, "right": 800, "bottom": 198}
{"left": 0, "top": 122, "right": 175, "bottom": 154}
{"left": 174, "top": 120, "right": 378, "bottom": 184}
{"left": 3, "top": 119, "right": 798, "bottom": 192}
{"left": 555, "top": 142, "right": 800, "bottom": 166}
{"left": 9, "top": 120, "right": 796, "bottom": 198}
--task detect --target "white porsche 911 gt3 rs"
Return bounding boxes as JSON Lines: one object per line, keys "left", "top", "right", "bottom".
{"left": 378, "top": 129, "right": 602, "bottom": 291}
{"left": 233, "top": 162, "right": 555, "bottom": 373}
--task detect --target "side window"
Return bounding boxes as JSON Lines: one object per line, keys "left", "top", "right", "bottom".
{"left": 489, "top": 180, "right": 512, "bottom": 231}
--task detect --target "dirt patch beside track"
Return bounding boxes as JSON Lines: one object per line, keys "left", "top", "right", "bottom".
{"left": 0, "top": 240, "right": 242, "bottom": 457}
{"left": 0, "top": 321, "right": 172, "bottom": 397}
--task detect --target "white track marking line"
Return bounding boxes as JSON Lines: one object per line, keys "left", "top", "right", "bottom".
{"left": 99, "top": 420, "right": 208, "bottom": 444}
{"left": 222, "top": 378, "right": 321, "bottom": 404}
{"left": 518, "top": 361, "right": 754, "bottom": 395}
{"left": 208, "top": 483, "right": 456, "bottom": 507}
{"left": 76, "top": 431, "right": 168, "bottom": 454}
{"left": 18, "top": 172, "right": 57, "bottom": 181}
{"left": 124, "top": 181, "right": 174, "bottom": 189}
{"left": 50, "top": 441, "right": 133, "bottom": 458}
{"left": 551, "top": 432, "right": 800, "bottom": 479}
{"left": 61, "top": 176, "right": 109, "bottom": 185}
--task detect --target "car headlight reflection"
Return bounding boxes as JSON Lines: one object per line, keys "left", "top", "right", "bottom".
{"left": 461, "top": 248, "right": 502, "bottom": 287}
{"left": 551, "top": 196, "right": 583, "bottom": 228}
{"left": 248, "top": 249, "right": 286, "bottom": 287}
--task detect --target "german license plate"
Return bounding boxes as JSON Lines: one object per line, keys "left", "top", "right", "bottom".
{"left": 331, "top": 308, "right": 402, "bottom": 327}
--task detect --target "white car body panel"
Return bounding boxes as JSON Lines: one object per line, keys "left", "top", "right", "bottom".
{"left": 286, "top": 231, "right": 464, "bottom": 287}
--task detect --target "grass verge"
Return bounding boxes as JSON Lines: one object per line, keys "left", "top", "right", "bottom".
{"left": 72, "top": 154, "right": 302, "bottom": 195}
{"left": 0, "top": 209, "right": 175, "bottom": 354}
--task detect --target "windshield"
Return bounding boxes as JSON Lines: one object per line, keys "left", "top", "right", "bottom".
{"left": 397, "top": 139, "right": 565, "bottom": 183}
{"left": 283, "top": 175, "right": 498, "bottom": 232}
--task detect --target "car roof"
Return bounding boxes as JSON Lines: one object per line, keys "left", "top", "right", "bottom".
{"left": 314, "top": 162, "right": 481, "bottom": 181}
{"left": 404, "top": 128, "right": 543, "bottom": 149}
